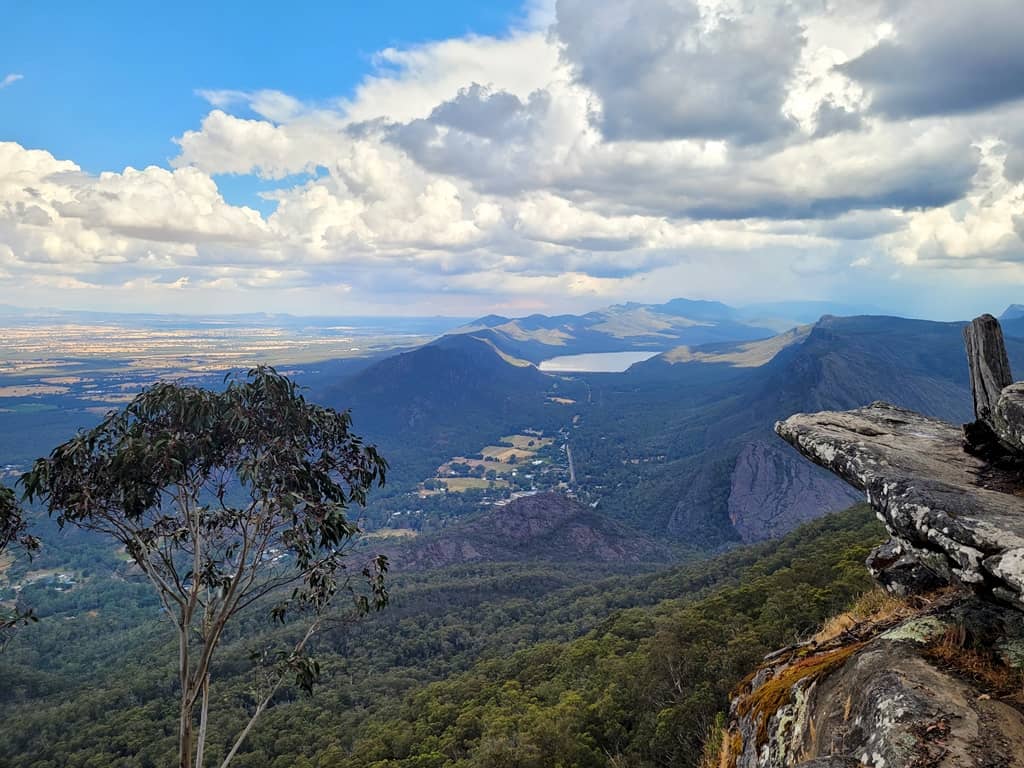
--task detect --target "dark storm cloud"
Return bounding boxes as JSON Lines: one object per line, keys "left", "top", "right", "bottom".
{"left": 812, "top": 211, "right": 904, "bottom": 240}
{"left": 1002, "top": 128, "right": 1024, "bottom": 183}
{"left": 679, "top": 172, "right": 972, "bottom": 219}
{"left": 554, "top": 0, "right": 804, "bottom": 144}
{"left": 387, "top": 84, "right": 555, "bottom": 194}
{"left": 546, "top": 136, "right": 978, "bottom": 221}
{"left": 1005, "top": 149, "right": 1024, "bottom": 183}
{"left": 426, "top": 84, "right": 539, "bottom": 138}
{"left": 840, "top": 0, "right": 1024, "bottom": 118}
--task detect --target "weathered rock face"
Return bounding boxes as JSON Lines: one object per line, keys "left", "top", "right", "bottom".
{"left": 720, "top": 389, "right": 1024, "bottom": 766}
{"left": 863, "top": 539, "right": 951, "bottom": 596}
{"left": 725, "top": 592, "right": 1024, "bottom": 768}
{"left": 727, "top": 440, "right": 861, "bottom": 543}
{"left": 775, "top": 402, "right": 1024, "bottom": 610}
{"left": 994, "top": 382, "right": 1024, "bottom": 452}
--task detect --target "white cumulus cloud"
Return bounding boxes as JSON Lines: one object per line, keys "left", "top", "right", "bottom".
{"left": 2, "top": 1, "right": 1024, "bottom": 317}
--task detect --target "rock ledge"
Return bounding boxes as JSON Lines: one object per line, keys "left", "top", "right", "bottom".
{"left": 776, "top": 401, "right": 1024, "bottom": 609}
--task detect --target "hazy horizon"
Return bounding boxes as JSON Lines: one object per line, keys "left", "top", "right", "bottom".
{"left": 0, "top": 294, "right": 1003, "bottom": 324}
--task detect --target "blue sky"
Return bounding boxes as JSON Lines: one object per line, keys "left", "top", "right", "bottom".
{"left": 1, "top": 0, "right": 1023, "bottom": 318}
{"left": 2, "top": 1, "right": 525, "bottom": 173}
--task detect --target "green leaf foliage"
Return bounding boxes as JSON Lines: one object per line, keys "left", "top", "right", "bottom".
{"left": 0, "top": 483, "right": 39, "bottom": 641}
{"left": 15, "top": 366, "right": 390, "bottom": 766}
{"left": 22, "top": 366, "right": 389, "bottom": 622}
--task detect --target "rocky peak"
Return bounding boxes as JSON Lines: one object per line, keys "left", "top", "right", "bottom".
{"left": 1002, "top": 305, "right": 1024, "bottom": 322}
{"left": 723, "top": 589, "right": 1024, "bottom": 768}
{"left": 727, "top": 439, "right": 860, "bottom": 543}
{"left": 777, "top": 402, "right": 1024, "bottom": 608}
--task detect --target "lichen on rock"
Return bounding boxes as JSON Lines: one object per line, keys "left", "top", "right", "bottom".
{"left": 720, "top": 317, "right": 1024, "bottom": 766}
{"left": 722, "top": 591, "right": 1024, "bottom": 768}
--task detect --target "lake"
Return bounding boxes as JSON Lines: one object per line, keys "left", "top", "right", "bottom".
{"left": 538, "top": 351, "right": 660, "bottom": 373}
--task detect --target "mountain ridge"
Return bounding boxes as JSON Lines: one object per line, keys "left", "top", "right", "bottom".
{"left": 452, "top": 298, "right": 777, "bottom": 363}
{"left": 571, "top": 313, "right": 1024, "bottom": 546}
{"left": 381, "top": 492, "right": 675, "bottom": 570}
{"left": 328, "top": 309, "right": 1024, "bottom": 549}
{"left": 327, "top": 333, "right": 575, "bottom": 485}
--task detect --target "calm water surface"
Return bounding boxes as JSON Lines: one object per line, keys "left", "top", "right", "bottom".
{"left": 538, "top": 351, "right": 659, "bottom": 373}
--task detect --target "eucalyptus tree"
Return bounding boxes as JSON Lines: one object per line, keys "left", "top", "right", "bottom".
{"left": 22, "top": 367, "right": 389, "bottom": 768}
{"left": 0, "top": 484, "right": 39, "bottom": 644}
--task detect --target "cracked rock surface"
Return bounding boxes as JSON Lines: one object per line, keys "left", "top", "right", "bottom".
{"left": 775, "top": 401, "right": 1024, "bottom": 608}
{"left": 728, "top": 594, "right": 1024, "bottom": 768}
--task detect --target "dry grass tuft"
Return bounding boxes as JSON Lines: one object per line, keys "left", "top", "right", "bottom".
{"left": 696, "top": 716, "right": 725, "bottom": 768}
{"left": 700, "top": 724, "right": 742, "bottom": 768}
{"left": 924, "top": 624, "right": 1022, "bottom": 696}
{"left": 723, "top": 730, "right": 743, "bottom": 768}
{"left": 814, "top": 588, "right": 913, "bottom": 644}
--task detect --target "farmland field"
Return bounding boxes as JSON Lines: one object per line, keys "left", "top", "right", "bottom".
{"left": 500, "top": 434, "right": 555, "bottom": 450}
{"left": 440, "top": 457, "right": 517, "bottom": 474}
{"left": 363, "top": 529, "right": 419, "bottom": 541}
{"left": 481, "top": 446, "right": 535, "bottom": 462}
{"left": 441, "top": 477, "right": 510, "bottom": 492}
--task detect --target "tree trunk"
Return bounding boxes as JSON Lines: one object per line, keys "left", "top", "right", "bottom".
{"left": 179, "top": 699, "right": 194, "bottom": 768}
{"left": 195, "top": 673, "right": 210, "bottom": 768}
{"left": 962, "top": 314, "right": 1024, "bottom": 457}
{"left": 179, "top": 617, "right": 194, "bottom": 768}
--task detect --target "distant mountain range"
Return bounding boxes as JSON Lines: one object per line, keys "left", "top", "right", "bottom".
{"left": 451, "top": 298, "right": 776, "bottom": 364}
{"left": 5, "top": 297, "right": 1023, "bottom": 569}
{"left": 450, "top": 297, "right": 892, "bottom": 364}
{"left": 0, "top": 304, "right": 465, "bottom": 335}
{"left": 325, "top": 301, "right": 1024, "bottom": 554}
{"left": 1002, "top": 304, "right": 1024, "bottom": 323}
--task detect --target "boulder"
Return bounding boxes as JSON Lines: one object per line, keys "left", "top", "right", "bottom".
{"left": 865, "top": 539, "right": 950, "bottom": 596}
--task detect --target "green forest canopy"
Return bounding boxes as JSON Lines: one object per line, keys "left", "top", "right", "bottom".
{"left": 0, "top": 505, "right": 882, "bottom": 767}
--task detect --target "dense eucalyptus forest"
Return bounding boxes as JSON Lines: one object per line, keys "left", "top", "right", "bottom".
{"left": 0, "top": 494, "right": 882, "bottom": 766}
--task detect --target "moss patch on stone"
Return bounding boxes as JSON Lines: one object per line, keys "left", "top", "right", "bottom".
{"left": 735, "top": 642, "right": 866, "bottom": 747}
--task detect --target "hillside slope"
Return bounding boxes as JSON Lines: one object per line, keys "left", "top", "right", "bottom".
{"left": 329, "top": 506, "right": 884, "bottom": 768}
{"left": 383, "top": 492, "right": 674, "bottom": 570}
{"left": 327, "top": 334, "right": 579, "bottom": 484}
{"left": 573, "top": 315, "right": 1024, "bottom": 546}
